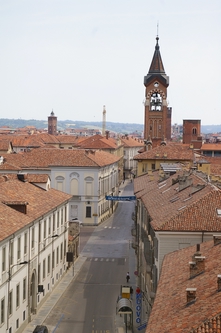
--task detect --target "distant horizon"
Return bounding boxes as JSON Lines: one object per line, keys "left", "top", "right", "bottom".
{"left": 0, "top": 117, "right": 221, "bottom": 129}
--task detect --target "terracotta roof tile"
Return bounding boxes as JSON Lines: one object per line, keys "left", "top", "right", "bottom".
{"left": 2, "top": 148, "right": 120, "bottom": 168}
{"left": 146, "top": 240, "right": 221, "bottom": 333}
{"left": 76, "top": 134, "right": 123, "bottom": 150}
{"left": 201, "top": 143, "right": 221, "bottom": 151}
{"left": 0, "top": 174, "right": 72, "bottom": 241}
{"left": 134, "top": 144, "right": 194, "bottom": 161}
{"left": 0, "top": 139, "right": 12, "bottom": 151}
{"left": 134, "top": 171, "right": 221, "bottom": 232}
{"left": 121, "top": 137, "right": 145, "bottom": 148}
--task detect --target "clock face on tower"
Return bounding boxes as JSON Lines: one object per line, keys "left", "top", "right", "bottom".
{"left": 150, "top": 92, "right": 162, "bottom": 111}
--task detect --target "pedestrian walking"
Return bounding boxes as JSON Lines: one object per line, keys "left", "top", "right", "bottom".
{"left": 126, "top": 272, "right": 130, "bottom": 283}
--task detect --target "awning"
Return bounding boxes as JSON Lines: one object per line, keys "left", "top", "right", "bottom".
{"left": 116, "top": 298, "right": 133, "bottom": 314}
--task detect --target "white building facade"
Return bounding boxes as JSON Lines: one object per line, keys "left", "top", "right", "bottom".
{"left": 0, "top": 175, "right": 71, "bottom": 333}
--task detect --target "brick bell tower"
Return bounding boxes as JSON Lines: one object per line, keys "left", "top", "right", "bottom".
{"left": 48, "top": 110, "right": 57, "bottom": 135}
{"left": 144, "top": 36, "right": 172, "bottom": 145}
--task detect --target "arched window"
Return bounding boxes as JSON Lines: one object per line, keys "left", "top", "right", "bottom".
{"left": 55, "top": 176, "right": 64, "bottom": 191}
{"left": 192, "top": 128, "right": 197, "bottom": 135}
{"left": 85, "top": 177, "right": 94, "bottom": 196}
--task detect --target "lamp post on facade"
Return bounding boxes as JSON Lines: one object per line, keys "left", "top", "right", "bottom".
{"left": 42, "top": 234, "right": 59, "bottom": 250}
{"left": 7, "top": 261, "right": 28, "bottom": 332}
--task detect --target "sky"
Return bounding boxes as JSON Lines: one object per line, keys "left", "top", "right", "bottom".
{"left": 0, "top": 0, "right": 221, "bottom": 126}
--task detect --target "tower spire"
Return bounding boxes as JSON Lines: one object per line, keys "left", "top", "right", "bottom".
{"left": 148, "top": 35, "right": 165, "bottom": 74}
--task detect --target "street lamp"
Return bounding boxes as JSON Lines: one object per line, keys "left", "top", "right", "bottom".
{"left": 40, "top": 234, "right": 59, "bottom": 250}
{"left": 8, "top": 261, "right": 28, "bottom": 281}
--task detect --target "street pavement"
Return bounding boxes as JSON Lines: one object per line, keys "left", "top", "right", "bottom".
{"left": 22, "top": 179, "right": 140, "bottom": 333}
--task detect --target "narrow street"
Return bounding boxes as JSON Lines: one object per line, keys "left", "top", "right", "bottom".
{"left": 42, "top": 180, "right": 138, "bottom": 333}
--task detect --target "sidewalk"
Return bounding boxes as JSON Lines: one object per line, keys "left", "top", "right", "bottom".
{"left": 22, "top": 256, "right": 87, "bottom": 333}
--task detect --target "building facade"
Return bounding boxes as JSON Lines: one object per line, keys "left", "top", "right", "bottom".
{"left": 0, "top": 174, "right": 72, "bottom": 333}
{"left": 0, "top": 148, "right": 120, "bottom": 225}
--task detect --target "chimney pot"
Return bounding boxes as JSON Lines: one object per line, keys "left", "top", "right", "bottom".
{"left": 189, "top": 257, "right": 205, "bottom": 279}
{"left": 186, "top": 288, "right": 197, "bottom": 303}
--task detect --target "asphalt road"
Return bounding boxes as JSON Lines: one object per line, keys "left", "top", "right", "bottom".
{"left": 43, "top": 180, "right": 136, "bottom": 333}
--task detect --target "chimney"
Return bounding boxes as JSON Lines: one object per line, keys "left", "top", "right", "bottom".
{"left": 192, "top": 243, "right": 201, "bottom": 259}
{"left": 189, "top": 256, "right": 205, "bottom": 279}
{"left": 105, "top": 130, "right": 109, "bottom": 139}
{"left": 217, "top": 275, "right": 221, "bottom": 291}
{"left": 186, "top": 288, "right": 197, "bottom": 303}
{"left": 213, "top": 235, "right": 221, "bottom": 246}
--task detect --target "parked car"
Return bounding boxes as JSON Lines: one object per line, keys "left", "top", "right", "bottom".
{"left": 33, "top": 325, "right": 48, "bottom": 333}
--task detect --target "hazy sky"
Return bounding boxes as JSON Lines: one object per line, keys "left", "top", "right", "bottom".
{"left": 0, "top": 0, "right": 220, "bottom": 126}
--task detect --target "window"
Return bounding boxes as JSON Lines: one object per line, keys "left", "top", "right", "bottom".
{"left": 38, "top": 264, "right": 41, "bottom": 284}
{"left": 65, "top": 206, "right": 67, "bottom": 222}
{"left": 24, "top": 233, "right": 28, "bottom": 255}
{"left": 151, "top": 163, "right": 156, "bottom": 170}
{"left": 17, "top": 237, "right": 21, "bottom": 260}
{"left": 55, "top": 176, "right": 64, "bottom": 191}
{"left": 44, "top": 220, "right": 46, "bottom": 239}
{"left": 9, "top": 242, "right": 14, "bottom": 266}
{"left": 31, "top": 228, "right": 35, "bottom": 249}
{"left": 57, "top": 211, "right": 60, "bottom": 229}
{"left": 192, "top": 127, "right": 197, "bottom": 135}
{"left": 23, "top": 278, "right": 26, "bottom": 301}
{"left": 2, "top": 247, "right": 6, "bottom": 272}
{"left": 39, "top": 223, "right": 41, "bottom": 243}
{"left": 86, "top": 206, "right": 92, "bottom": 218}
{"left": 60, "top": 243, "right": 63, "bottom": 261}
{"left": 9, "top": 291, "right": 12, "bottom": 315}
{"left": 53, "top": 214, "right": 55, "bottom": 232}
{"left": 64, "top": 240, "right": 66, "bottom": 257}
{"left": 56, "top": 247, "right": 59, "bottom": 265}
{"left": 43, "top": 259, "right": 46, "bottom": 279}
{"left": 16, "top": 284, "right": 20, "bottom": 308}
{"left": 48, "top": 255, "right": 51, "bottom": 275}
{"left": 48, "top": 217, "right": 51, "bottom": 235}
{"left": 61, "top": 209, "right": 63, "bottom": 225}
{"left": 1, "top": 297, "right": 5, "bottom": 324}
{"left": 52, "top": 251, "right": 55, "bottom": 270}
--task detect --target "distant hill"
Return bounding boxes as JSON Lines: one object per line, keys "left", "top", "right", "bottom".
{"left": 0, "top": 118, "right": 220, "bottom": 134}
{"left": 0, "top": 118, "right": 143, "bottom": 134}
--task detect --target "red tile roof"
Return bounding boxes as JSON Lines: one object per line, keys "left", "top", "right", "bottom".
{"left": 134, "top": 171, "right": 221, "bottom": 232}
{"left": 76, "top": 134, "right": 123, "bottom": 150}
{"left": 0, "top": 174, "right": 72, "bottom": 241}
{"left": 201, "top": 143, "right": 221, "bottom": 151}
{"left": 146, "top": 240, "right": 221, "bottom": 333}
{"left": 120, "top": 136, "right": 144, "bottom": 148}
{"left": 1, "top": 148, "right": 120, "bottom": 169}
{"left": 134, "top": 144, "right": 194, "bottom": 161}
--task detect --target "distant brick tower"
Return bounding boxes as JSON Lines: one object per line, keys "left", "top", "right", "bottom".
{"left": 48, "top": 110, "right": 57, "bottom": 135}
{"left": 183, "top": 119, "right": 202, "bottom": 148}
{"left": 144, "top": 36, "right": 172, "bottom": 145}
